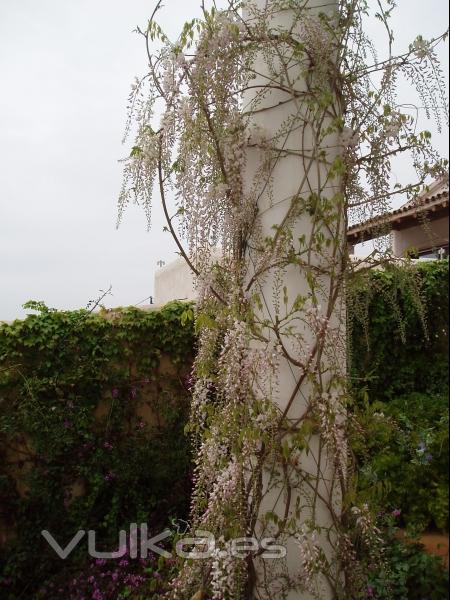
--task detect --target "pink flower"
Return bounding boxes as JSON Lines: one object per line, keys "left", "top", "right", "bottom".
{"left": 95, "top": 558, "right": 106, "bottom": 567}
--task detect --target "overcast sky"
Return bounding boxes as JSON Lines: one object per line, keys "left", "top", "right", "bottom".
{"left": 0, "top": 0, "right": 448, "bottom": 321}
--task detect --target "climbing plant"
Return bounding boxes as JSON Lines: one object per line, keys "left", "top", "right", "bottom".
{"left": 349, "top": 259, "right": 449, "bottom": 401}
{"left": 119, "top": 1, "right": 448, "bottom": 598}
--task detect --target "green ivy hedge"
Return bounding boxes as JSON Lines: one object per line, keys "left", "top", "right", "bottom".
{"left": 349, "top": 260, "right": 449, "bottom": 401}
{"left": 0, "top": 301, "right": 195, "bottom": 599}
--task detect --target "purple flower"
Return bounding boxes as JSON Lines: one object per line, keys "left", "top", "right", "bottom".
{"left": 104, "top": 471, "right": 116, "bottom": 482}
{"left": 366, "top": 585, "right": 375, "bottom": 598}
{"left": 95, "top": 559, "right": 107, "bottom": 567}
{"left": 425, "top": 453, "right": 433, "bottom": 463}
{"left": 131, "top": 387, "right": 137, "bottom": 399}
{"left": 392, "top": 509, "right": 402, "bottom": 518}
{"left": 103, "top": 441, "right": 114, "bottom": 451}
{"left": 418, "top": 441, "right": 427, "bottom": 453}
{"left": 63, "top": 420, "right": 72, "bottom": 429}
{"left": 112, "top": 388, "right": 120, "bottom": 399}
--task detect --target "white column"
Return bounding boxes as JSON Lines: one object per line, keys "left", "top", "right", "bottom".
{"left": 243, "top": 1, "right": 344, "bottom": 598}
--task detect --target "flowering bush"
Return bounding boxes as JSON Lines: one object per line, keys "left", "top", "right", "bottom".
{"left": 36, "top": 544, "right": 176, "bottom": 600}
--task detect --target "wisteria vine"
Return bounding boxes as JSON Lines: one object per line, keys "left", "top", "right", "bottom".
{"left": 119, "top": 1, "right": 448, "bottom": 598}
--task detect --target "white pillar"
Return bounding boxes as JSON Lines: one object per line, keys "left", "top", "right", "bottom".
{"left": 243, "top": 1, "right": 344, "bottom": 598}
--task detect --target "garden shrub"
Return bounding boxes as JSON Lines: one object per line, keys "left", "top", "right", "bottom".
{"left": 0, "top": 301, "right": 195, "bottom": 599}
{"left": 353, "top": 392, "right": 449, "bottom": 533}
{"left": 362, "top": 513, "right": 449, "bottom": 599}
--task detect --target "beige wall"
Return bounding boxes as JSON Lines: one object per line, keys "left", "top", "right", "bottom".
{"left": 154, "top": 257, "right": 196, "bottom": 306}
{"left": 393, "top": 215, "right": 449, "bottom": 257}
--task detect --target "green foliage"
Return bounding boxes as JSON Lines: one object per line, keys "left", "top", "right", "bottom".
{"left": 349, "top": 260, "right": 449, "bottom": 401}
{"left": 363, "top": 515, "right": 449, "bottom": 599}
{"left": 0, "top": 301, "right": 195, "bottom": 599}
{"left": 353, "top": 392, "right": 449, "bottom": 533}
{"left": 350, "top": 261, "right": 449, "bottom": 534}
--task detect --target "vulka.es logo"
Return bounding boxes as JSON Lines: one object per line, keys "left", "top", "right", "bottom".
{"left": 41, "top": 525, "right": 286, "bottom": 561}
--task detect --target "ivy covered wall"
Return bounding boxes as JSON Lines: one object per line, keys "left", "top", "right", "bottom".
{"left": 349, "top": 260, "right": 449, "bottom": 401}
{"left": 0, "top": 302, "right": 195, "bottom": 598}
{"left": 349, "top": 260, "right": 449, "bottom": 535}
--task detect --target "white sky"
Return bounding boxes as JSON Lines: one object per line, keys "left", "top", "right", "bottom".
{"left": 0, "top": 0, "right": 448, "bottom": 321}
